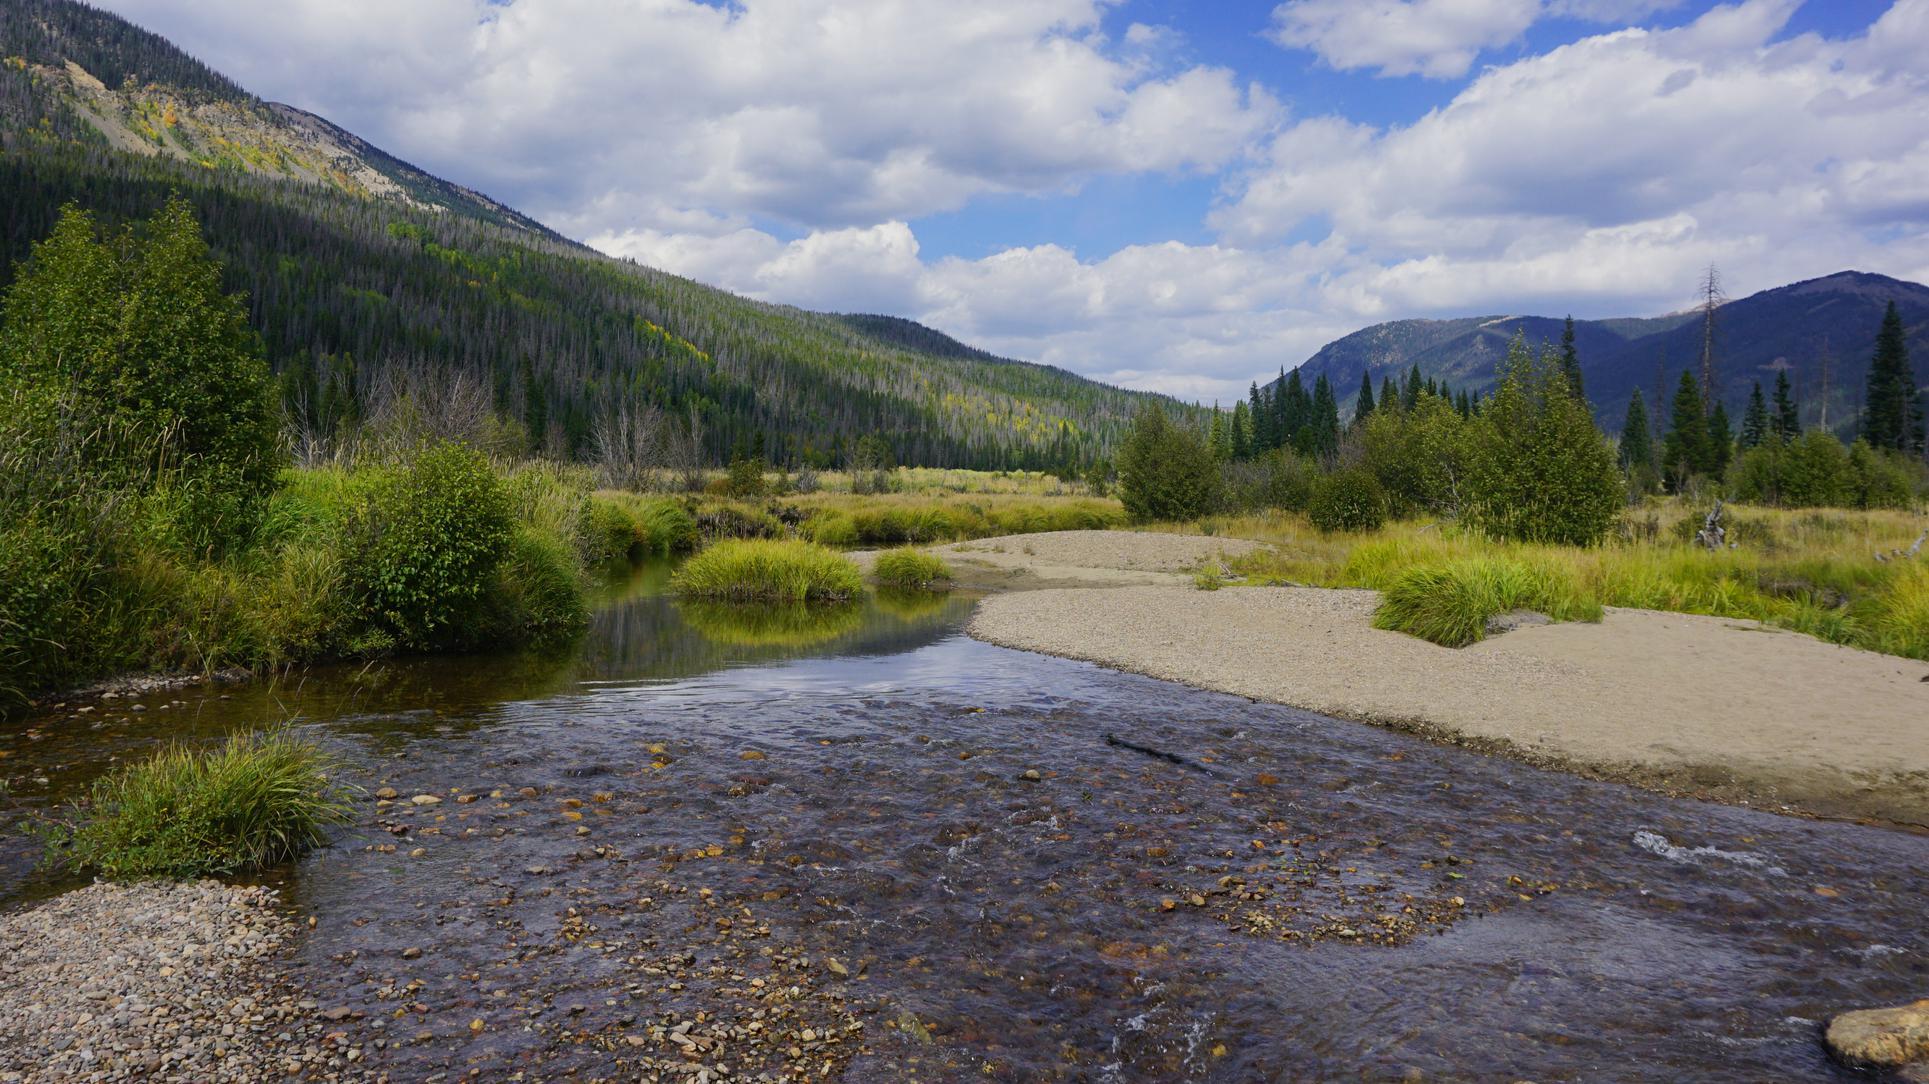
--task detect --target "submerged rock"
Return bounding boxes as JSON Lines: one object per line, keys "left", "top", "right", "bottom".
{"left": 1826, "top": 999, "right": 1929, "bottom": 1070}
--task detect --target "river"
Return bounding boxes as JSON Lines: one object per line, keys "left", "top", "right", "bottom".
{"left": 2, "top": 564, "right": 1923, "bottom": 1080}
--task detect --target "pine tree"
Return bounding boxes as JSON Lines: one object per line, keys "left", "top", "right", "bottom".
{"left": 1559, "top": 315, "right": 1585, "bottom": 400}
{"left": 1455, "top": 388, "right": 1471, "bottom": 417}
{"left": 1864, "top": 301, "right": 1921, "bottom": 452}
{"left": 1661, "top": 370, "right": 1710, "bottom": 490}
{"left": 1248, "top": 382, "right": 1272, "bottom": 453}
{"left": 1707, "top": 400, "right": 1733, "bottom": 477}
{"left": 1620, "top": 388, "right": 1654, "bottom": 473}
{"left": 1772, "top": 370, "right": 1799, "bottom": 442}
{"left": 1230, "top": 400, "right": 1250, "bottom": 460}
{"left": 1740, "top": 382, "right": 1768, "bottom": 449}
{"left": 1380, "top": 375, "right": 1399, "bottom": 415}
{"left": 1402, "top": 364, "right": 1422, "bottom": 411}
{"left": 1310, "top": 373, "right": 1339, "bottom": 459}
{"left": 1281, "top": 370, "right": 1308, "bottom": 452}
{"left": 1208, "top": 406, "right": 1229, "bottom": 461}
{"left": 1354, "top": 369, "right": 1375, "bottom": 425}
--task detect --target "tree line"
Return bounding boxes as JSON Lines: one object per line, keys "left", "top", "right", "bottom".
{"left": 1122, "top": 308, "right": 1924, "bottom": 545}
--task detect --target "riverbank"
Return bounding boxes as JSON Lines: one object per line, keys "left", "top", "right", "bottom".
{"left": 971, "top": 574, "right": 1929, "bottom": 826}
{"left": 853, "top": 529, "right": 1266, "bottom": 590}
{"left": 0, "top": 881, "right": 364, "bottom": 1083}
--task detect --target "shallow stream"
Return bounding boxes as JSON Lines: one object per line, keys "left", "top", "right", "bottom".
{"left": 2, "top": 564, "right": 1923, "bottom": 1080}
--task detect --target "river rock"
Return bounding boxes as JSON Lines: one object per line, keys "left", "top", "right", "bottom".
{"left": 1826, "top": 999, "right": 1929, "bottom": 1069}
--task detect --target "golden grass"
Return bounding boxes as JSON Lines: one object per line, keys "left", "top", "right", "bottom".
{"left": 1144, "top": 502, "right": 1929, "bottom": 659}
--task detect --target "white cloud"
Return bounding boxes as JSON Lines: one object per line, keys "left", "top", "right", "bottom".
{"left": 98, "top": 0, "right": 1276, "bottom": 240}
{"left": 1221, "top": 0, "right": 1929, "bottom": 318}
{"left": 1268, "top": 0, "right": 1545, "bottom": 79}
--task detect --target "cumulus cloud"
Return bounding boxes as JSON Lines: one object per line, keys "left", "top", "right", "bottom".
{"left": 1268, "top": 0, "right": 1543, "bottom": 79}
{"left": 99, "top": 0, "right": 1276, "bottom": 239}
{"left": 1267, "top": 0, "right": 1690, "bottom": 79}
{"left": 1222, "top": 0, "right": 1929, "bottom": 316}
{"left": 92, "top": 0, "right": 1929, "bottom": 402}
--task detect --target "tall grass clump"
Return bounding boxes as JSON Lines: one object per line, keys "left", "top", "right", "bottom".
{"left": 1372, "top": 557, "right": 1602, "bottom": 647}
{"left": 49, "top": 729, "right": 355, "bottom": 878}
{"left": 671, "top": 540, "right": 863, "bottom": 602}
{"left": 873, "top": 547, "right": 953, "bottom": 591}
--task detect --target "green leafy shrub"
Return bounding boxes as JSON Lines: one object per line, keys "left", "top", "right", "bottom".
{"left": 0, "top": 200, "right": 282, "bottom": 556}
{"left": 1307, "top": 468, "right": 1387, "bottom": 533}
{"left": 50, "top": 729, "right": 355, "bottom": 878}
{"left": 1373, "top": 558, "right": 1603, "bottom": 647}
{"left": 873, "top": 547, "right": 953, "bottom": 590}
{"left": 671, "top": 540, "right": 863, "bottom": 602}
{"left": 345, "top": 443, "right": 513, "bottom": 648}
{"left": 1116, "top": 404, "right": 1221, "bottom": 522}
{"left": 1462, "top": 336, "right": 1623, "bottom": 545}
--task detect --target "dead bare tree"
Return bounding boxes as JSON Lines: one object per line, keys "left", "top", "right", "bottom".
{"left": 1697, "top": 265, "right": 1726, "bottom": 411}
{"left": 592, "top": 400, "right": 668, "bottom": 490}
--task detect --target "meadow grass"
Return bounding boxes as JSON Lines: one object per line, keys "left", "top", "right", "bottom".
{"left": 1160, "top": 504, "right": 1929, "bottom": 659}
{"left": 791, "top": 493, "right": 1124, "bottom": 547}
{"left": 1373, "top": 557, "right": 1603, "bottom": 647}
{"left": 670, "top": 539, "right": 864, "bottom": 602}
{"left": 50, "top": 728, "right": 355, "bottom": 878}
{"left": 872, "top": 547, "right": 954, "bottom": 591}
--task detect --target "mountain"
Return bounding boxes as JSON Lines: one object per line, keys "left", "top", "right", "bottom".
{"left": 1279, "top": 273, "right": 1929, "bottom": 435}
{"left": 0, "top": 0, "right": 1183, "bottom": 469}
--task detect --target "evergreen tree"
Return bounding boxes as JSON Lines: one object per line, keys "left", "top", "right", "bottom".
{"left": 1354, "top": 369, "right": 1375, "bottom": 426}
{"left": 1707, "top": 400, "right": 1733, "bottom": 477}
{"left": 1864, "top": 301, "right": 1922, "bottom": 453}
{"left": 1461, "top": 334, "right": 1623, "bottom": 545}
{"left": 1208, "top": 407, "right": 1229, "bottom": 460}
{"left": 1559, "top": 315, "right": 1585, "bottom": 400}
{"left": 1661, "top": 370, "right": 1710, "bottom": 490}
{"left": 1247, "top": 382, "right": 1272, "bottom": 453}
{"left": 1310, "top": 373, "right": 1340, "bottom": 459}
{"left": 1402, "top": 364, "right": 1422, "bottom": 411}
{"left": 1230, "top": 400, "right": 1251, "bottom": 460}
{"left": 520, "top": 354, "right": 547, "bottom": 452}
{"left": 1455, "top": 388, "right": 1472, "bottom": 417}
{"left": 1619, "top": 388, "right": 1655, "bottom": 473}
{"left": 1740, "top": 382, "right": 1768, "bottom": 449}
{"left": 1380, "top": 375, "right": 1399, "bottom": 415}
{"left": 1281, "top": 370, "right": 1308, "bottom": 453}
{"left": 1772, "top": 370, "right": 1799, "bottom": 442}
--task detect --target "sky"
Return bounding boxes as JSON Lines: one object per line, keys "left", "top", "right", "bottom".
{"left": 92, "top": 0, "right": 1929, "bottom": 403}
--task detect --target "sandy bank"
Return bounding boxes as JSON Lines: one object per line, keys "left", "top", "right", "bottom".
{"left": 969, "top": 575, "right": 1929, "bottom": 827}
{"left": 854, "top": 529, "right": 1267, "bottom": 590}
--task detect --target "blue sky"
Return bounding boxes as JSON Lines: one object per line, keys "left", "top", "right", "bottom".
{"left": 93, "top": 0, "right": 1929, "bottom": 401}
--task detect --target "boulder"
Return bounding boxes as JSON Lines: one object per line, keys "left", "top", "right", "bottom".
{"left": 1826, "top": 999, "right": 1929, "bottom": 1070}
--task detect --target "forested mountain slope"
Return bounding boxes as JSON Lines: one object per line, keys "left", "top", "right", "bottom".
{"left": 0, "top": 0, "right": 1180, "bottom": 469}
{"left": 1279, "top": 273, "right": 1928, "bottom": 436}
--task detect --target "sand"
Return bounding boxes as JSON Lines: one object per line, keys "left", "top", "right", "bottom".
{"left": 956, "top": 534, "right": 1929, "bottom": 826}
{"left": 853, "top": 530, "right": 1266, "bottom": 590}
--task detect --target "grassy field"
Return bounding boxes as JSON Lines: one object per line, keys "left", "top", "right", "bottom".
{"left": 1149, "top": 503, "right": 1929, "bottom": 659}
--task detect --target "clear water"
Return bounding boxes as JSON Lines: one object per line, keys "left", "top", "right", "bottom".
{"left": 2, "top": 564, "right": 1923, "bottom": 1081}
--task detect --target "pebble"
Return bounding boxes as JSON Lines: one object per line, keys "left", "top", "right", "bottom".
{"left": 0, "top": 881, "right": 370, "bottom": 1083}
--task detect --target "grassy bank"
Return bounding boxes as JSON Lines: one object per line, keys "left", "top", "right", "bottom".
{"left": 1161, "top": 504, "right": 1929, "bottom": 659}
{"left": 1, "top": 452, "right": 697, "bottom": 709}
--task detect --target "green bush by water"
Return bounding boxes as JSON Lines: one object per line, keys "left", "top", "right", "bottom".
{"left": 872, "top": 547, "right": 953, "bottom": 591}
{"left": 345, "top": 443, "right": 514, "bottom": 648}
{"left": 671, "top": 540, "right": 863, "bottom": 602}
{"left": 1308, "top": 469, "right": 1388, "bottom": 534}
{"left": 49, "top": 729, "right": 355, "bottom": 879}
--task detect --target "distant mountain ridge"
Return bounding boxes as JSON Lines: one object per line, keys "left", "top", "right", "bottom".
{"left": 1279, "top": 271, "right": 1929, "bottom": 434}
